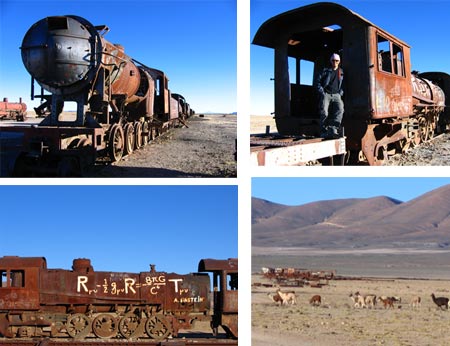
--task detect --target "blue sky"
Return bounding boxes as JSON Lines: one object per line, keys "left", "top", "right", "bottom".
{"left": 0, "top": 185, "right": 237, "bottom": 274}
{"left": 0, "top": 0, "right": 236, "bottom": 114}
{"left": 251, "top": 0, "right": 450, "bottom": 115}
{"left": 252, "top": 177, "right": 450, "bottom": 206}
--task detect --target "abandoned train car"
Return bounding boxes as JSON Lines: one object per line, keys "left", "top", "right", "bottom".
{"left": 0, "top": 15, "right": 193, "bottom": 176}
{"left": 253, "top": 2, "right": 450, "bottom": 165}
{"left": 0, "top": 98, "right": 27, "bottom": 122}
{"left": 0, "top": 256, "right": 237, "bottom": 340}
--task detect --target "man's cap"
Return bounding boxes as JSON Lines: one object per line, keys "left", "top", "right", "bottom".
{"left": 330, "top": 53, "right": 340, "bottom": 62}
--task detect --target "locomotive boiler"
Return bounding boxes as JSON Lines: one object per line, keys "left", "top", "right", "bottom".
{"left": 1, "top": 15, "right": 193, "bottom": 176}
{"left": 252, "top": 2, "right": 450, "bottom": 165}
{"left": 0, "top": 256, "right": 237, "bottom": 340}
{"left": 0, "top": 98, "right": 27, "bottom": 121}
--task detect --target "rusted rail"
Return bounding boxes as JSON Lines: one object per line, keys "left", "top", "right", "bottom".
{"left": 0, "top": 338, "right": 237, "bottom": 346}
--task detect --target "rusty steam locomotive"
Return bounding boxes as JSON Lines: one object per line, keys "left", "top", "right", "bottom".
{"left": 253, "top": 2, "right": 450, "bottom": 165}
{"left": 1, "top": 15, "right": 193, "bottom": 176}
{"left": 0, "top": 256, "right": 237, "bottom": 340}
{"left": 0, "top": 98, "right": 27, "bottom": 122}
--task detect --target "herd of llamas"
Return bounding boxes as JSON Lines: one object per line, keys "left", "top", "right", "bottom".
{"left": 268, "top": 288, "right": 450, "bottom": 310}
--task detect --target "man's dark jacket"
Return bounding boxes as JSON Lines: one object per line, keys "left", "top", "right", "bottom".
{"left": 315, "top": 67, "right": 344, "bottom": 96}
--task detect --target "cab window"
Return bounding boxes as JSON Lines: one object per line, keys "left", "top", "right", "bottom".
{"left": 377, "top": 34, "right": 405, "bottom": 77}
{"left": 0, "top": 270, "right": 25, "bottom": 287}
{"left": 227, "top": 273, "right": 238, "bottom": 290}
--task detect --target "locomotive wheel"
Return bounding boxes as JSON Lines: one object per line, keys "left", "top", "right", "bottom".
{"left": 134, "top": 122, "right": 143, "bottom": 149}
{"left": 92, "top": 313, "right": 118, "bottom": 339}
{"left": 119, "top": 312, "right": 141, "bottom": 339}
{"left": 124, "top": 123, "right": 135, "bottom": 155}
{"left": 66, "top": 313, "right": 91, "bottom": 339}
{"left": 145, "top": 314, "right": 172, "bottom": 340}
{"left": 108, "top": 124, "right": 124, "bottom": 162}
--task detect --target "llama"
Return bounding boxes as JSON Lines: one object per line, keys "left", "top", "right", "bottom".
{"left": 309, "top": 294, "right": 321, "bottom": 306}
{"left": 267, "top": 292, "right": 283, "bottom": 306}
{"left": 431, "top": 293, "right": 449, "bottom": 310}
{"left": 349, "top": 292, "right": 365, "bottom": 308}
{"left": 276, "top": 288, "right": 297, "bottom": 305}
{"left": 364, "top": 294, "right": 377, "bottom": 309}
{"left": 410, "top": 296, "right": 421, "bottom": 309}
{"left": 377, "top": 296, "right": 395, "bottom": 309}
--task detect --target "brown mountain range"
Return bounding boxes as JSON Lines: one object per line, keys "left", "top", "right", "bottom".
{"left": 252, "top": 184, "right": 450, "bottom": 249}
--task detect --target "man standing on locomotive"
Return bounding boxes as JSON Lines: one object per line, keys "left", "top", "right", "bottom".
{"left": 315, "top": 53, "right": 344, "bottom": 139}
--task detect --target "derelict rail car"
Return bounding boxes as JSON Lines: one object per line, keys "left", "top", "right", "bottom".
{"left": 0, "top": 15, "right": 193, "bottom": 176}
{"left": 253, "top": 2, "right": 450, "bottom": 165}
{"left": 0, "top": 256, "right": 237, "bottom": 341}
{"left": 0, "top": 98, "right": 27, "bottom": 122}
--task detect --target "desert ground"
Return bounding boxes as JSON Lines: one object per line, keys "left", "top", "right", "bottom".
{"left": 252, "top": 250, "right": 450, "bottom": 346}
{"left": 85, "top": 114, "right": 237, "bottom": 177}
{"left": 250, "top": 115, "right": 276, "bottom": 134}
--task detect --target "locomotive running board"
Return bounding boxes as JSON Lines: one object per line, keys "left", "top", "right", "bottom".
{"left": 250, "top": 135, "right": 346, "bottom": 166}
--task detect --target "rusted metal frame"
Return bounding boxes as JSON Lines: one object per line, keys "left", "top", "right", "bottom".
{"left": 250, "top": 137, "right": 323, "bottom": 147}
{"left": 0, "top": 126, "right": 104, "bottom": 151}
{"left": 274, "top": 39, "right": 290, "bottom": 120}
{"left": 0, "top": 340, "right": 238, "bottom": 346}
{"left": 361, "top": 122, "right": 405, "bottom": 165}
{"left": 251, "top": 137, "right": 346, "bottom": 166}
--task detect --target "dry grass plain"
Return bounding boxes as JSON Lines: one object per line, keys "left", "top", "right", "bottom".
{"left": 250, "top": 115, "right": 277, "bottom": 134}
{"left": 252, "top": 250, "right": 450, "bottom": 346}
{"left": 253, "top": 274, "right": 450, "bottom": 346}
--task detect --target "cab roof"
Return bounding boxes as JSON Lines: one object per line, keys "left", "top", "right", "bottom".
{"left": 253, "top": 2, "right": 409, "bottom": 49}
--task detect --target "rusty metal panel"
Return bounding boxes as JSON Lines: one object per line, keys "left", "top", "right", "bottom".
{"left": 137, "top": 271, "right": 211, "bottom": 312}
{"left": 0, "top": 256, "right": 46, "bottom": 268}
{"left": 221, "top": 314, "right": 238, "bottom": 338}
{"left": 103, "top": 41, "right": 141, "bottom": 98}
{"left": 38, "top": 261, "right": 210, "bottom": 313}
{"left": 39, "top": 270, "right": 141, "bottom": 305}
{"left": 369, "top": 27, "right": 413, "bottom": 119}
{"left": 198, "top": 258, "right": 238, "bottom": 272}
{"left": 161, "top": 273, "right": 211, "bottom": 312}
{"left": 169, "top": 95, "right": 179, "bottom": 120}
{"left": 0, "top": 257, "right": 42, "bottom": 310}
{"left": 222, "top": 289, "right": 237, "bottom": 313}
{"left": 0, "top": 126, "right": 105, "bottom": 152}
{"left": 411, "top": 73, "right": 445, "bottom": 106}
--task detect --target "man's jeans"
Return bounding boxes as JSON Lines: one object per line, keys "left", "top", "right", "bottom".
{"left": 319, "top": 92, "right": 344, "bottom": 137}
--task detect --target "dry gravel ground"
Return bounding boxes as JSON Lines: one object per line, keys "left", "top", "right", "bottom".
{"left": 86, "top": 114, "right": 236, "bottom": 177}
{"left": 385, "top": 133, "right": 450, "bottom": 166}
{"left": 252, "top": 274, "right": 450, "bottom": 346}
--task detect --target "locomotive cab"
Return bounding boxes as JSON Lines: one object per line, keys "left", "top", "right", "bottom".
{"left": 0, "top": 256, "right": 44, "bottom": 311}
{"left": 0, "top": 257, "right": 45, "bottom": 337}
{"left": 198, "top": 258, "right": 238, "bottom": 339}
{"left": 252, "top": 2, "right": 432, "bottom": 165}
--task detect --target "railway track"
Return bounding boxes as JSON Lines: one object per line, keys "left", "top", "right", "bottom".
{"left": 0, "top": 338, "right": 237, "bottom": 346}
